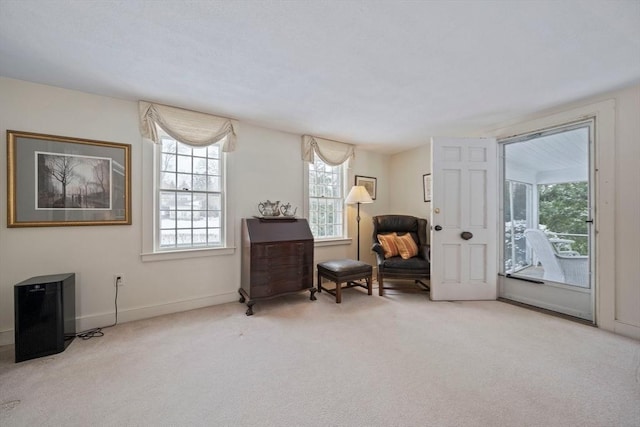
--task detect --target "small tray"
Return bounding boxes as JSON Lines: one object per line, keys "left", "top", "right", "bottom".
{"left": 253, "top": 215, "right": 297, "bottom": 221}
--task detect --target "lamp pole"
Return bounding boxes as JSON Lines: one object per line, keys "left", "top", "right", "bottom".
{"left": 345, "top": 185, "right": 373, "bottom": 261}
{"left": 356, "top": 201, "right": 362, "bottom": 260}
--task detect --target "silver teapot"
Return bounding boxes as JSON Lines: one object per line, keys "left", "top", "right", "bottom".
{"left": 258, "top": 200, "right": 280, "bottom": 216}
{"left": 280, "top": 203, "right": 297, "bottom": 217}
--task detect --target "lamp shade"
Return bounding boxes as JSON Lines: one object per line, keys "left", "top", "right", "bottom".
{"left": 345, "top": 185, "right": 373, "bottom": 204}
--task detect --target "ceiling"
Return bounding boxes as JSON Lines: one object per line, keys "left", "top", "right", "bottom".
{"left": 505, "top": 127, "right": 589, "bottom": 183}
{"left": 1, "top": 1, "right": 639, "bottom": 154}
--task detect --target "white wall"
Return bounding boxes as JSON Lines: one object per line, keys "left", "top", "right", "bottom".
{"left": 610, "top": 84, "right": 640, "bottom": 336}
{"left": 0, "top": 77, "right": 391, "bottom": 344}
{"left": 2, "top": 76, "right": 636, "bottom": 341}
{"left": 389, "top": 143, "right": 432, "bottom": 221}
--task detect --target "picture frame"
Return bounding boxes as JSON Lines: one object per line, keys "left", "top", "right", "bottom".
{"left": 7, "top": 130, "right": 132, "bottom": 227}
{"left": 423, "top": 173, "right": 432, "bottom": 202}
{"left": 355, "top": 175, "right": 377, "bottom": 200}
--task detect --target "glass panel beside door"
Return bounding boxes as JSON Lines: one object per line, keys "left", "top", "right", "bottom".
{"left": 499, "top": 120, "right": 594, "bottom": 321}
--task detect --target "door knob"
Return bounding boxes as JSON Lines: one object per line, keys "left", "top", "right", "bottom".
{"left": 461, "top": 231, "right": 473, "bottom": 240}
{"left": 434, "top": 225, "right": 442, "bottom": 231}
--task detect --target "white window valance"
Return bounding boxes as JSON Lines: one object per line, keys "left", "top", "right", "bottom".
{"left": 302, "top": 135, "right": 355, "bottom": 167}
{"left": 139, "top": 101, "right": 236, "bottom": 151}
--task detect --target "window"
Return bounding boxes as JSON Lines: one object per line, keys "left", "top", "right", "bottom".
{"left": 156, "top": 134, "right": 224, "bottom": 250}
{"left": 503, "top": 180, "right": 533, "bottom": 272}
{"left": 308, "top": 157, "right": 345, "bottom": 239}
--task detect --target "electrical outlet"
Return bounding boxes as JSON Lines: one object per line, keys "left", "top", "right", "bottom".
{"left": 114, "top": 275, "right": 124, "bottom": 287}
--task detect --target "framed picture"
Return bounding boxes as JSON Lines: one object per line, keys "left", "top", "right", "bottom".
{"left": 355, "top": 175, "right": 377, "bottom": 200}
{"left": 423, "top": 173, "right": 432, "bottom": 202}
{"left": 7, "top": 130, "right": 132, "bottom": 227}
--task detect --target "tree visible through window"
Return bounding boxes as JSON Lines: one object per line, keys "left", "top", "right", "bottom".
{"left": 308, "top": 157, "right": 344, "bottom": 239}
{"left": 538, "top": 181, "right": 589, "bottom": 255}
{"left": 157, "top": 135, "right": 224, "bottom": 249}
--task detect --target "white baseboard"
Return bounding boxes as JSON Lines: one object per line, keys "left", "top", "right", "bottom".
{"left": 0, "top": 330, "right": 12, "bottom": 346}
{"left": 0, "top": 291, "right": 239, "bottom": 346}
{"left": 613, "top": 321, "right": 640, "bottom": 341}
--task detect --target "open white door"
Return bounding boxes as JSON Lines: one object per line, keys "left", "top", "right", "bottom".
{"left": 430, "top": 137, "right": 498, "bottom": 300}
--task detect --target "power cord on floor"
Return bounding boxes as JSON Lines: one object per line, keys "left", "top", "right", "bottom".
{"left": 73, "top": 276, "right": 119, "bottom": 340}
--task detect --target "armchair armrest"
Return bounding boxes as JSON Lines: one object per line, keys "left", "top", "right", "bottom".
{"left": 419, "top": 245, "right": 431, "bottom": 263}
{"left": 372, "top": 243, "right": 385, "bottom": 264}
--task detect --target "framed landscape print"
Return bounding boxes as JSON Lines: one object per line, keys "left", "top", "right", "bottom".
{"left": 7, "top": 130, "right": 131, "bottom": 227}
{"left": 355, "top": 175, "right": 377, "bottom": 200}
{"left": 423, "top": 173, "right": 432, "bottom": 202}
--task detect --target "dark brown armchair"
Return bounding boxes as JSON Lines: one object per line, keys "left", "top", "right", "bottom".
{"left": 371, "top": 215, "right": 430, "bottom": 295}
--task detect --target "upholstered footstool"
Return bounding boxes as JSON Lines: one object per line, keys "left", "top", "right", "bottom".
{"left": 317, "top": 259, "right": 373, "bottom": 303}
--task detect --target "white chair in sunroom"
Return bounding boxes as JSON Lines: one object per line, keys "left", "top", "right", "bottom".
{"left": 524, "top": 228, "right": 589, "bottom": 287}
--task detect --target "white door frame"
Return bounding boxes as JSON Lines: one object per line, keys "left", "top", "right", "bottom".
{"left": 498, "top": 119, "right": 595, "bottom": 321}
{"left": 487, "top": 99, "right": 616, "bottom": 329}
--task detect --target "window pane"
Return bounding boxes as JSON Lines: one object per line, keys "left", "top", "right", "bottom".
{"left": 159, "top": 192, "right": 175, "bottom": 210}
{"left": 159, "top": 213, "right": 176, "bottom": 229}
{"left": 192, "top": 175, "right": 208, "bottom": 191}
{"left": 207, "top": 159, "right": 220, "bottom": 175}
{"left": 160, "top": 172, "right": 177, "bottom": 189}
{"left": 193, "top": 146, "right": 208, "bottom": 157}
{"left": 208, "top": 229, "right": 221, "bottom": 244}
{"left": 208, "top": 176, "right": 221, "bottom": 192}
{"left": 208, "top": 145, "right": 220, "bottom": 158}
{"left": 504, "top": 181, "right": 531, "bottom": 272}
{"left": 208, "top": 194, "right": 221, "bottom": 210}
{"left": 162, "top": 138, "right": 177, "bottom": 154}
{"left": 176, "top": 211, "right": 192, "bottom": 228}
{"left": 177, "top": 193, "right": 192, "bottom": 210}
{"left": 176, "top": 173, "right": 192, "bottom": 190}
{"left": 193, "top": 228, "right": 207, "bottom": 245}
{"left": 156, "top": 135, "right": 225, "bottom": 251}
{"left": 160, "top": 229, "right": 176, "bottom": 246}
{"left": 177, "top": 144, "right": 191, "bottom": 155}
{"left": 177, "top": 229, "right": 192, "bottom": 246}
{"left": 208, "top": 211, "right": 220, "bottom": 228}
{"left": 161, "top": 153, "right": 176, "bottom": 172}
{"left": 177, "top": 155, "right": 192, "bottom": 173}
{"left": 193, "top": 157, "right": 207, "bottom": 174}
{"left": 193, "top": 193, "right": 206, "bottom": 208}
{"left": 193, "top": 212, "right": 207, "bottom": 228}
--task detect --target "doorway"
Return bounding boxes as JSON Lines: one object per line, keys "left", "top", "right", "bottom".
{"left": 498, "top": 120, "right": 594, "bottom": 321}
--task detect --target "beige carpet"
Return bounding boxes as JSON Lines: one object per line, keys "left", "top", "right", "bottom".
{"left": 1, "top": 287, "right": 639, "bottom": 427}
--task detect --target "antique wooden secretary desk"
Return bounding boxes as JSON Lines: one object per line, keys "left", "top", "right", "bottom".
{"left": 239, "top": 217, "right": 316, "bottom": 315}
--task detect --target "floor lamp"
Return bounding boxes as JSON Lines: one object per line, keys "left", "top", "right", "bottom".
{"left": 345, "top": 185, "right": 374, "bottom": 260}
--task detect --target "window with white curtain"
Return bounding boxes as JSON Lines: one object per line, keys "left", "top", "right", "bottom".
{"left": 156, "top": 132, "right": 225, "bottom": 250}
{"left": 307, "top": 158, "right": 347, "bottom": 240}
{"left": 139, "top": 101, "right": 235, "bottom": 255}
{"left": 302, "top": 135, "right": 354, "bottom": 241}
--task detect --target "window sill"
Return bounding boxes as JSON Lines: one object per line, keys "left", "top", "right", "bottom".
{"left": 141, "top": 247, "right": 235, "bottom": 262}
{"left": 314, "top": 238, "right": 352, "bottom": 248}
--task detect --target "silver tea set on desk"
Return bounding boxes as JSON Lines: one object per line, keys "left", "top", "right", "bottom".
{"left": 257, "top": 200, "right": 298, "bottom": 218}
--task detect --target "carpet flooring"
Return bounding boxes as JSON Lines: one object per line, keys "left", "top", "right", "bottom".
{"left": 1, "top": 287, "right": 639, "bottom": 426}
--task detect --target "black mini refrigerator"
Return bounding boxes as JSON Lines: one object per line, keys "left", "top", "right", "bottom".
{"left": 14, "top": 273, "right": 76, "bottom": 363}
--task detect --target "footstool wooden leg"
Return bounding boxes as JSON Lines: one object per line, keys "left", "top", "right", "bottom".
{"left": 336, "top": 281, "right": 342, "bottom": 303}
{"left": 317, "top": 270, "right": 322, "bottom": 293}
{"left": 367, "top": 276, "right": 372, "bottom": 295}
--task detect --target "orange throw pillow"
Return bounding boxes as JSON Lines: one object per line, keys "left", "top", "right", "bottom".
{"left": 377, "top": 233, "right": 399, "bottom": 258}
{"left": 395, "top": 233, "right": 418, "bottom": 259}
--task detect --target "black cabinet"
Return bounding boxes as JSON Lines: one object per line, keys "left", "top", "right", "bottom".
{"left": 14, "top": 273, "right": 76, "bottom": 362}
